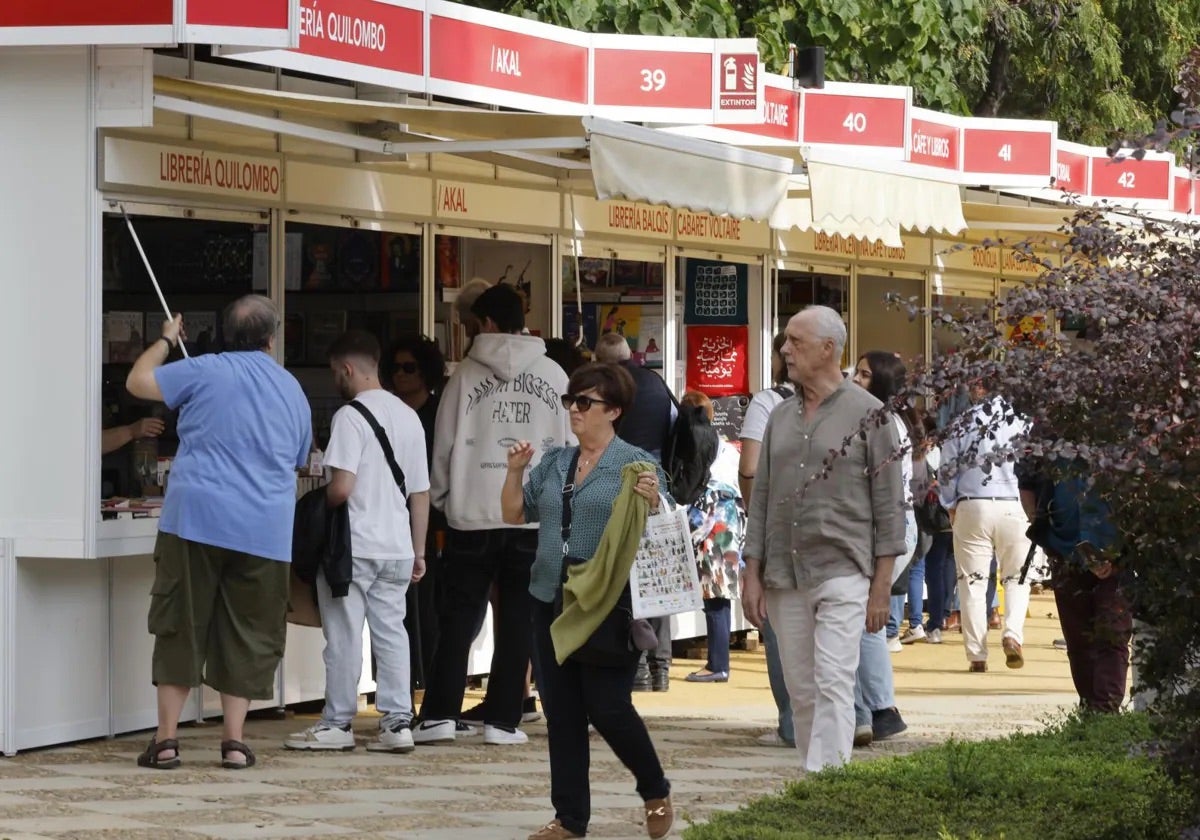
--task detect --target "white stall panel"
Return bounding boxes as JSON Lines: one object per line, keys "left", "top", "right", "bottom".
{"left": 14, "top": 559, "right": 109, "bottom": 751}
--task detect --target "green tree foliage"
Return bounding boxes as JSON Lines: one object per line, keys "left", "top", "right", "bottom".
{"left": 496, "top": 0, "right": 1200, "bottom": 146}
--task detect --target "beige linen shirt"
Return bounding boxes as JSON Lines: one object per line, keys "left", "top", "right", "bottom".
{"left": 744, "top": 379, "right": 906, "bottom": 588}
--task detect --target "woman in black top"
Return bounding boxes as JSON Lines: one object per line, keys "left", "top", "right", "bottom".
{"left": 385, "top": 335, "right": 446, "bottom": 690}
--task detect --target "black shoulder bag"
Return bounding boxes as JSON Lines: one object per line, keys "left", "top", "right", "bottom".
{"left": 348, "top": 400, "right": 407, "bottom": 499}
{"left": 552, "top": 449, "right": 655, "bottom": 667}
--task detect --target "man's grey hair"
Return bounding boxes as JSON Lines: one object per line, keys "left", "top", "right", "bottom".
{"left": 223, "top": 294, "right": 278, "bottom": 352}
{"left": 594, "top": 332, "right": 632, "bottom": 363}
{"left": 804, "top": 305, "right": 847, "bottom": 357}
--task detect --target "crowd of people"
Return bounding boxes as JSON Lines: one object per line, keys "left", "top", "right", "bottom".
{"left": 124, "top": 291, "right": 1130, "bottom": 839}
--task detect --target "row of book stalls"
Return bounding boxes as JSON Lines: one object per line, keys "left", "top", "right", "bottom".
{"left": 0, "top": 0, "right": 1186, "bottom": 754}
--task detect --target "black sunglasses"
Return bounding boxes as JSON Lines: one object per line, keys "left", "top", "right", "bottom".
{"left": 393, "top": 361, "right": 419, "bottom": 374}
{"left": 561, "top": 393, "right": 610, "bottom": 412}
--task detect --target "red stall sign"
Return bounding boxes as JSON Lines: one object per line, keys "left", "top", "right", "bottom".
{"left": 1054, "top": 143, "right": 1090, "bottom": 195}
{"left": 800, "top": 83, "right": 908, "bottom": 157}
{"left": 181, "top": 0, "right": 297, "bottom": 49}
{"left": 592, "top": 42, "right": 712, "bottom": 111}
{"left": 428, "top": 3, "right": 588, "bottom": 111}
{"left": 717, "top": 78, "right": 799, "bottom": 143}
{"left": 1174, "top": 171, "right": 1192, "bottom": 214}
{"left": 217, "top": 0, "right": 422, "bottom": 89}
{"left": 1089, "top": 154, "right": 1172, "bottom": 204}
{"left": 961, "top": 119, "right": 1054, "bottom": 184}
{"left": 0, "top": 0, "right": 174, "bottom": 45}
{"left": 908, "top": 109, "right": 960, "bottom": 172}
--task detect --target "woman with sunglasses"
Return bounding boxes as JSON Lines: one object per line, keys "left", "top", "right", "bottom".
{"left": 501, "top": 362, "right": 674, "bottom": 840}
{"left": 384, "top": 335, "right": 446, "bottom": 693}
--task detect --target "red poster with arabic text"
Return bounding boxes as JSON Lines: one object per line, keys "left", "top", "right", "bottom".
{"left": 686, "top": 325, "right": 749, "bottom": 397}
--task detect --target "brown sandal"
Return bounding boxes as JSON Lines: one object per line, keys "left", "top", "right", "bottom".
{"left": 136, "top": 737, "right": 181, "bottom": 770}
{"left": 220, "top": 739, "right": 256, "bottom": 770}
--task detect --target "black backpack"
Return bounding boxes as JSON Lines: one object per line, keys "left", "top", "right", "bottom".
{"left": 663, "top": 396, "right": 720, "bottom": 507}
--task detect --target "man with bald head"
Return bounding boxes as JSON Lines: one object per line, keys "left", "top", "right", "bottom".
{"left": 126, "top": 294, "right": 312, "bottom": 771}
{"left": 741, "top": 305, "right": 906, "bottom": 771}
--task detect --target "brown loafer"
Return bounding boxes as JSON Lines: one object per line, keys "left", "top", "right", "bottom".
{"left": 1002, "top": 637, "right": 1024, "bottom": 669}
{"left": 527, "top": 819, "right": 583, "bottom": 840}
{"left": 969, "top": 661, "right": 987, "bottom": 673}
{"left": 645, "top": 795, "right": 673, "bottom": 839}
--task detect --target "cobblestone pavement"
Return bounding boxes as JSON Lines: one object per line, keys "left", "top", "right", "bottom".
{"left": 0, "top": 596, "right": 1081, "bottom": 839}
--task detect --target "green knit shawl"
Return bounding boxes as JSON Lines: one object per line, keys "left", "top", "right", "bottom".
{"left": 549, "top": 460, "right": 655, "bottom": 664}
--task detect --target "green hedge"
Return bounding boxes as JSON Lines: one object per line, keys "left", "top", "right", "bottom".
{"left": 684, "top": 713, "right": 1197, "bottom": 840}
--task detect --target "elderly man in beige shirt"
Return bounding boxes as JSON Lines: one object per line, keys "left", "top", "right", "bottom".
{"left": 742, "top": 305, "right": 906, "bottom": 771}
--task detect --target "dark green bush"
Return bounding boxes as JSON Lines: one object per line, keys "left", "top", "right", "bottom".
{"left": 683, "top": 713, "right": 1197, "bottom": 840}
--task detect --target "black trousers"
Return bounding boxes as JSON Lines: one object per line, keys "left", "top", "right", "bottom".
{"left": 419, "top": 527, "right": 536, "bottom": 728}
{"left": 531, "top": 598, "right": 669, "bottom": 836}
{"left": 1052, "top": 564, "right": 1132, "bottom": 713}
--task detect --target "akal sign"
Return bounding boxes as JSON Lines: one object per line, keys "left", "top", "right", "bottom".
{"left": 435, "top": 180, "right": 559, "bottom": 230}
{"left": 101, "top": 136, "right": 284, "bottom": 204}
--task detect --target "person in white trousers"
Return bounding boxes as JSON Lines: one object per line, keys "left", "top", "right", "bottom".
{"left": 939, "top": 387, "right": 1032, "bottom": 672}
{"left": 741, "top": 306, "right": 906, "bottom": 772}
{"left": 285, "top": 330, "right": 431, "bottom": 753}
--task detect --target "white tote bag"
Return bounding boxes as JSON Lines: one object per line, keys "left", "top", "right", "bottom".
{"left": 629, "top": 506, "right": 703, "bottom": 619}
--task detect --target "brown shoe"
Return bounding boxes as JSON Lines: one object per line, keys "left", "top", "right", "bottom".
{"left": 969, "top": 661, "right": 987, "bottom": 673}
{"left": 645, "top": 795, "right": 674, "bottom": 839}
{"left": 528, "top": 819, "right": 583, "bottom": 840}
{"left": 1002, "top": 637, "right": 1024, "bottom": 669}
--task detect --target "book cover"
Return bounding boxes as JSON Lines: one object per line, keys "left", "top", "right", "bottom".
{"left": 307, "top": 310, "right": 347, "bottom": 364}
{"left": 284, "top": 312, "right": 305, "bottom": 365}
{"left": 103, "top": 311, "right": 145, "bottom": 364}
{"left": 182, "top": 311, "right": 217, "bottom": 355}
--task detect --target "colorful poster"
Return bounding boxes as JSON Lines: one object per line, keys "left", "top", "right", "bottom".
{"left": 686, "top": 325, "right": 749, "bottom": 396}
{"left": 598, "top": 304, "right": 641, "bottom": 348}
{"left": 684, "top": 259, "right": 748, "bottom": 325}
{"left": 435, "top": 235, "right": 461, "bottom": 289}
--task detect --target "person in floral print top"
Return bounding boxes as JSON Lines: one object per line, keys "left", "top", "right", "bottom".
{"left": 678, "top": 392, "right": 747, "bottom": 684}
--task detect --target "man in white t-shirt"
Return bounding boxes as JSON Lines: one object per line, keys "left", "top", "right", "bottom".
{"left": 285, "top": 330, "right": 430, "bottom": 754}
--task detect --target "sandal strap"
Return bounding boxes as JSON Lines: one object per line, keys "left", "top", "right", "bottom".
{"left": 220, "top": 739, "right": 254, "bottom": 757}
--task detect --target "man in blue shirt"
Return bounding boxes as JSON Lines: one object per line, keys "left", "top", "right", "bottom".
{"left": 126, "top": 295, "right": 311, "bottom": 770}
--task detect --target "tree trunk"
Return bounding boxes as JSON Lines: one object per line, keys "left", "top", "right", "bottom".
{"left": 974, "top": 34, "right": 1012, "bottom": 117}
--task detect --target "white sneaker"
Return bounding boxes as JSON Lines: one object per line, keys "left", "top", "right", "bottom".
{"left": 899, "top": 625, "right": 927, "bottom": 645}
{"left": 928, "top": 628, "right": 943, "bottom": 645}
{"left": 412, "top": 719, "right": 455, "bottom": 745}
{"left": 284, "top": 722, "right": 355, "bottom": 751}
{"left": 367, "top": 724, "right": 414, "bottom": 753}
{"left": 483, "top": 724, "right": 529, "bottom": 745}
{"left": 456, "top": 721, "right": 480, "bottom": 737}
{"left": 853, "top": 724, "right": 874, "bottom": 747}
{"left": 886, "top": 635, "right": 903, "bottom": 653}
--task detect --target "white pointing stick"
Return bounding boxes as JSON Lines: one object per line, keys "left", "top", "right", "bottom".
{"left": 120, "top": 205, "right": 190, "bottom": 359}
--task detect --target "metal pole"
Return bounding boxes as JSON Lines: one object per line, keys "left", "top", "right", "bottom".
{"left": 119, "top": 205, "right": 189, "bottom": 358}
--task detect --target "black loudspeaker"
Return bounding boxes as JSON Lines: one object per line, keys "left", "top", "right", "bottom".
{"left": 794, "top": 46, "right": 825, "bottom": 90}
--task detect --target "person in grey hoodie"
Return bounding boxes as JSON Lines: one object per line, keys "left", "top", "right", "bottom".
{"left": 415, "top": 284, "right": 573, "bottom": 746}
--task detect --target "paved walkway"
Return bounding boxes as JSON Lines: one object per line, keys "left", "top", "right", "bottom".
{"left": 0, "top": 595, "right": 1080, "bottom": 840}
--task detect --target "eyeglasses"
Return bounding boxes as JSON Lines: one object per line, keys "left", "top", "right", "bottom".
{"left": 561, "top": 393, "right": 610, "bottom": 412}
{"left": 393, "top": 361, "right": 419, "bottom": 374}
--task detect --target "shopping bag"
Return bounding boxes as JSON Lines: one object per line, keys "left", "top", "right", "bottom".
{"left": 629, "top": 507, "right": 703, "bottom": 619}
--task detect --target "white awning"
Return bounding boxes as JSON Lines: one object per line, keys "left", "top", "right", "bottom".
{"left": 772, "top": 151, "right": 967, "bottom": 245}
{"left": 584, "top": 117, "right": 793, "bottom": 222}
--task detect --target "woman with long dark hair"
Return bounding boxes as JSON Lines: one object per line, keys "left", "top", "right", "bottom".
{"left": 846, "top": 350, "right": 918, "bottom": 747}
